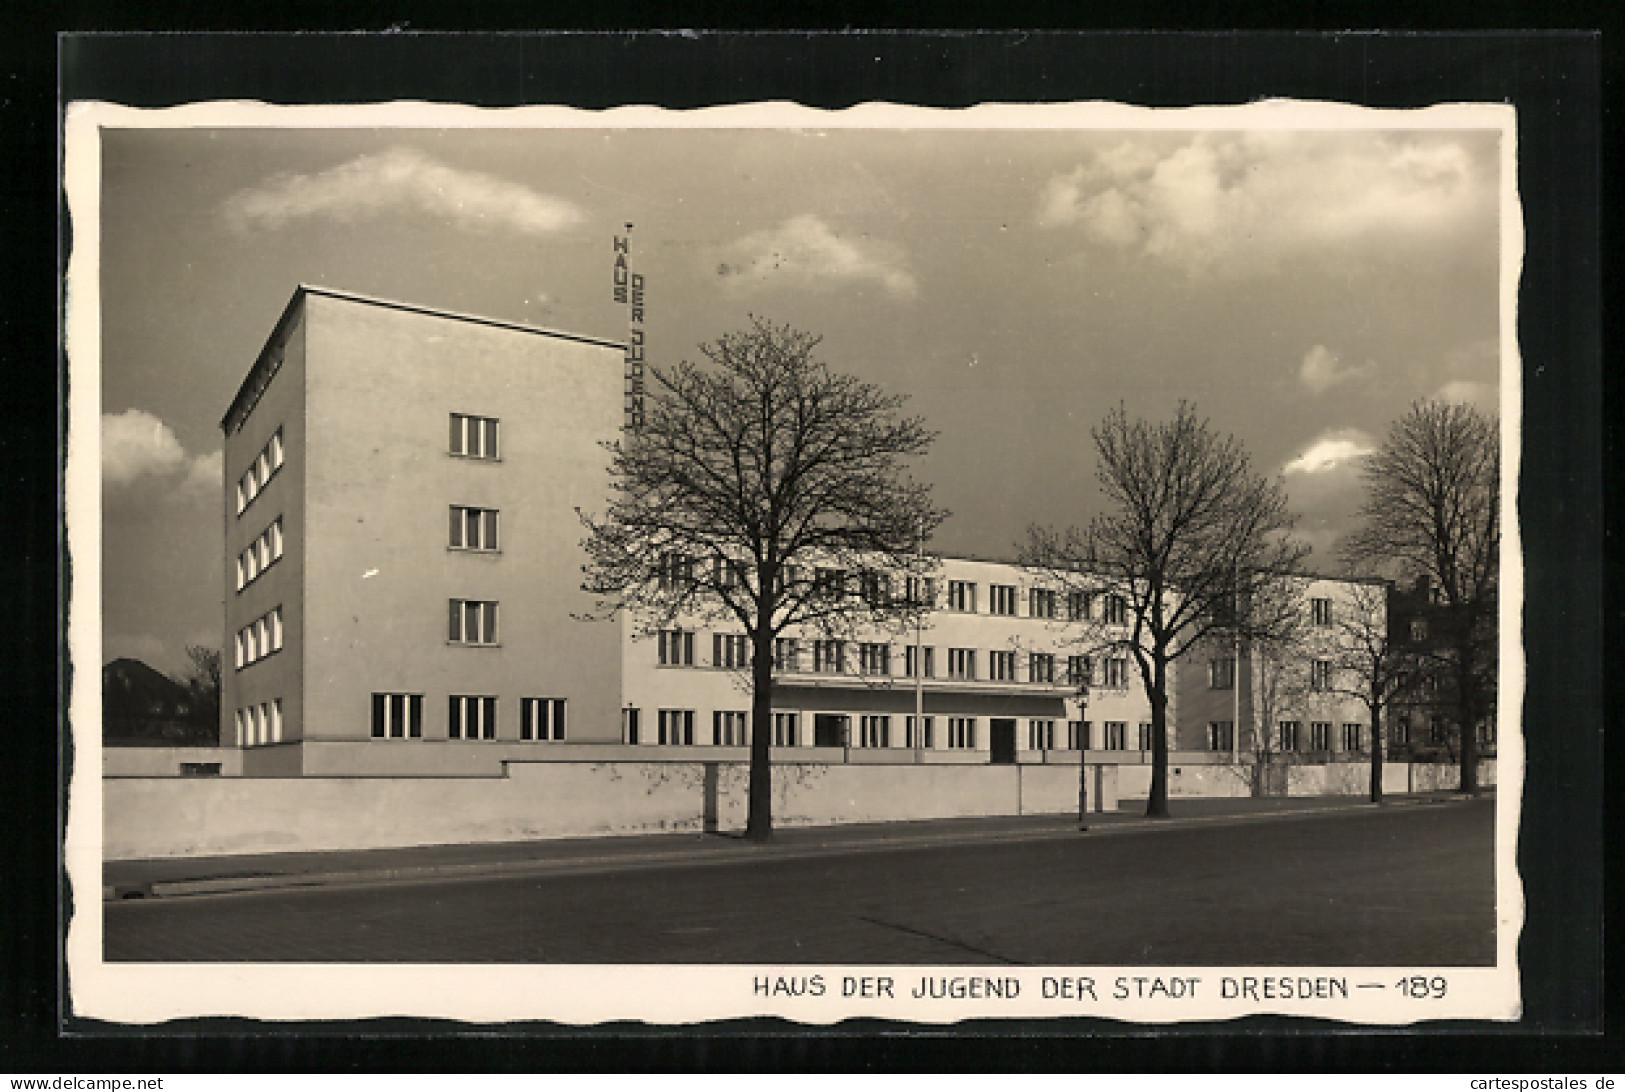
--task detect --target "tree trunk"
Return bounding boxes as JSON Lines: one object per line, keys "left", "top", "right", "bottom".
{"left": 745, "top": 626, "right": 776, "bottom": 842}
{"left": 1369, "top": 704, "right": 1384, "bottom": 804}
{"left": 1146, "top": 655, "right": 1170, "bottom": 818}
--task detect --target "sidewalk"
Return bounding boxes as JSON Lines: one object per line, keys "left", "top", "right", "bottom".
{"left": 101, "top": 790, "right": 1484, "bottom": 901}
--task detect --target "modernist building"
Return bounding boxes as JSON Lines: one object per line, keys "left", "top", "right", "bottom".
{"left": 221, "top": 286, "right": 1383, "bottom": 778}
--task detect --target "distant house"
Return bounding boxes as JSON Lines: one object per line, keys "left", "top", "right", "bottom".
{"left": 102, "top": 658, "right": 216, "bottom": 746}
{"left": 1386, "top": 575, "right": 1494, "bottom": 761}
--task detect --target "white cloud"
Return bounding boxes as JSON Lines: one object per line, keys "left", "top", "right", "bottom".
{"left": 1432, "top": 379, "right": 1498, "bottom": 410}
{"left": 715, "top": 214, "right": 918, "bottom": 298}
{"left": 1283, "top": 428, "right": 1376, "bottom": 476}
{"left": 103, "top": 409, "right": 220, "bottom": 497}
{"left": 181, "top": 449, "right": 223, "bottom": 495}
{"left": 1298, "top": 344, "right": 1372, "bottom": 394}
{"left": 103, "top": 409, "right": 186, "bottom": 486}
{"left": 1038, "top": 131, "right": 1495, "bottom": 275}
{"left": 221, "top": 147, "right": 585, "bottom": 236}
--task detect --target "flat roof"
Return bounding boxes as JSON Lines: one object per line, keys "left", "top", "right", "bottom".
{"left": 221, "top": 284, "right": 626, "bottom": 433}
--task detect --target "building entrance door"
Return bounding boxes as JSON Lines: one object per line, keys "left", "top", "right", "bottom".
{"left": 989, "top": 718, "right": 1017, "bottom": 764}
{"left": 814, "top": 714, "right": 849, "bottom": 749}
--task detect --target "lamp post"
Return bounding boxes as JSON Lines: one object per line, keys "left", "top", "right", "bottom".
{"left": 1077, "top": 681, "right": 1091, "bottom": 831}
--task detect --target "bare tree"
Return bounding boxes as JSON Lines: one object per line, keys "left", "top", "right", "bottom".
{"left": 581, "top": 318, "right": 947, "bottom": 842}
{"left": 1027, "top": 402, "right": 1307, "bottom": 818}
{"left": 1341, "top": 401, "right": 1498, "bottom": 794}
{"left": 1240, "top": 596, "right": 1312, "bottom": 797}
{"left": 177, "top": 644, "right": 222, "bottom": 744}
{"left": 1314, "top": 579, "right": 1412, "bottom": 803}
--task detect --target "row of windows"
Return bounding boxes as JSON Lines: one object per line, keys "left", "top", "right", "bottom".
{"left": 947, "top": 581, "right": 1129, "bottom": 623}
{"left": 235, "top": 427, "right": 285, "bottom": 516}
{"left": 234, "top": 606, "right": 284, "bottom": 669}
{"left": 234, "top": 699, "right": 283, "bottom": 747}
{"left": 615, "top": 711, "right": 1165, "bottom": 752}
{"left": 235, "top": 516, "right": 284, "bottom": 591}
{"left": 1208, "top": 657, "right": 1339, "bottom": 692}
{"left": 661, "top": 631, "right": 1130, "bottom": 687}
{"left": 370, "top": 692, "right": 567, "bottom": 741}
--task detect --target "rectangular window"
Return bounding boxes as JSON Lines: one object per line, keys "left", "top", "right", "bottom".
{"left": 905, "top": 645, "right": 935, "bottom": 678}
{"left": 713, "top": 633, "right": 749, "bottom": 669}
{"left": 1410, "top": 618, "right": 1428, "bottom": 641}
{"left": 236, "top": 428, "right": 284, "bottom": 517}
{"left": 1029, "top": 653, "right": 1056, "bottom": 684}
{"left": 658, "top": 709, "right": 695, "bottom": 745}
{"left": 1311, "top": 597, "right": 1333, "bottom": 626}
{"left": 905, "top": 715, "right": 934, "bottom": 749}
{"left": 859, "top": 715, "right": 891, "bottom": 748}
{"left": 1027, "top": 719, "right": 1055, "bottom": 751}
{"left": 774, "top": 638, "right": 800, "bottom": 672}
{"left": 714, "top": 557, "right": 745, "bottom": 589}
{"left": 657, "top": 629, "right": 695, "bottom": 666}
{"left": 1067, "top": 655, "right": 1093, "bottom": 687}
{"left": 773, "top": 712, "right": 799, "bottom": 747}
{"left": 1103, "top": 721, "right": 1127, "bottom": 751}
{"left": 1279, "top": 721, "right": 1301, "bottom": 752}
{"left": 858, "top": 642, "right": 891, "bottom": 676}
{"left": 947, "top": 580, "right": 977, "bottom": 612}
{"left": 1208, "top": 721, "right": 1235, "bottom": 751}
{"left": 622, "top": 707, "right": 640, "bottom": 744}
{"left": 1068, "top": 591, "right": 1092, "bottom": 621}
{"left": 815, "top": 568, "right": 847, "bottom": 598}
{"left": 371, "top": 692, "right": 424, "bottom": 739}
{"left": 235, "top": 606, "right": 283, "bottom": 669}
{"left": 658, "top": 553, "right": 696, "bottom": 591}
{"left": 1029, "top": 588, "right": 1057, "bottom": 619}
{"left": 713, "top": 710, "right": 749, "bottom": 746}
{"left": 947, "top": 717, "right": 976, "bottom": 749}
{"left": 1209, "top": 657, "right": 1235, "bottom": 690}
{"left": 989, "top": 650, "right": 1016, "bottom": 681}
{"left": 813, "top": 639, "right": 846, "bottom": 674}
{"left": 1341, "top": 722, "right": 1364, "bottom": 751}
{"left": 521, "top": 697, "right": 567, "bottom": 741}
{"left": 1103, "top": 595, "right": 1129, "bottom": 626}
{"left": 449, "top": 695, "right": 498, "bottom": 740}
{"left": 449, "top": 599, "right": 499, "bottom": 645}
{"left": 905, "top": 576, "right": 938, "bottom": 607}
{"left": 1068, "top": 720, "right": 1091, "bottom": 750}
{"left": 1310, "top": 659, "right": 1332, "bottom": 691}
{"left": 449, "top": 506, "right": 500, "bottom": 551}
{"left": 947, "top": 648, "right": 976, "bottom": 680}
{"left": 1104, "top": 657, "right": 1129, "bottom": 689}
{"left": 1138, "top": 722, "right": 1155, "bottom": 751}
{"left": 1430, "top": 715, "right": 1447, "bottom": 743}
{"left": 450, "top": 413, "right": 500, "bottom": 459}
{"left": 860, "top": 571, "right": 893, "bottom": 607}
{"left": 989, "top": 584, "right": 1017, "bottom": 616}
{"left": 1393, "top": 715, "right": 1411, "bottom": 746}
{"left": 1310, "top": 721, "right": 1331, "bottom": 750}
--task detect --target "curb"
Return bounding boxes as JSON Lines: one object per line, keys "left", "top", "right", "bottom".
{"left": 100, "top": 795, "right": 1481, "bottom": 903}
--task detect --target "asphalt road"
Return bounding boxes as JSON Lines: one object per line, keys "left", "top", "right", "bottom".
{"left": 103, "top": 797, "right": 1495, "bottom": 965}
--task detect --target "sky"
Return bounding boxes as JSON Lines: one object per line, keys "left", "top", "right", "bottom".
{"left": 92, "top": 113, "right": 1505, "bottom": 676}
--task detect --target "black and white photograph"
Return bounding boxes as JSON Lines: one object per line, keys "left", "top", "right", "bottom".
{"left": 66, "top": 95, "right": 1523, "bottom": 1026}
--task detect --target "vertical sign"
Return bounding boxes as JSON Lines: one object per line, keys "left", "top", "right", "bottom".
{"left": 613, "top": 224, "right": 646, "bottom": 430}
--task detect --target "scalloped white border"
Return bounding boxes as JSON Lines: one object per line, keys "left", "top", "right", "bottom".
{"left": 64, "top": 98, "right": 1523, "bottom": 1026}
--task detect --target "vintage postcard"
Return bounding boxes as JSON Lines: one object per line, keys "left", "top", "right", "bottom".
{"left": 64, "top": 98, "right": 1522, "bottom": 1025}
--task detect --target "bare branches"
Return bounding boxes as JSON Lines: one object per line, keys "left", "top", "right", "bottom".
{"left": 579, "top": 317, "right": 948, "bottom": 840}
{"left": 1340, "top": 399, "right": 1499, "bottom": 794}
{"left": 581, "top": 317, "right": 946, "bottom": 640}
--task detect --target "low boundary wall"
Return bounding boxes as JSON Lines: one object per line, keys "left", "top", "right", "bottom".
{"left": 101, "top": 757, "right": 1495, "bottom": 862}
{"left": 102, "top": 760, "right": 1119, "bottom": 861}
